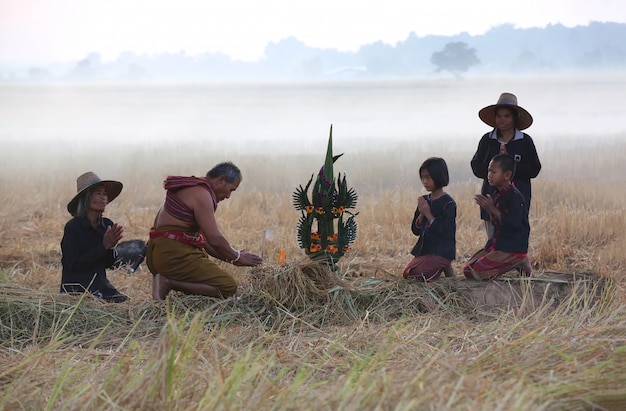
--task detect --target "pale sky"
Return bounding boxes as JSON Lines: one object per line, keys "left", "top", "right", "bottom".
{"left": 1, "top": 0, "right": 625, "bottom": 64}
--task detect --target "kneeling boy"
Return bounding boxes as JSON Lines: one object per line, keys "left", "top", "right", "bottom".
{"left": 464, "top": 154, "right": 532, "bottom": 280}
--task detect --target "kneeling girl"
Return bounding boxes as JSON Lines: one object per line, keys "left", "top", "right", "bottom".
{"left": 403, "top": 157, "right": 457, "bottom": 281}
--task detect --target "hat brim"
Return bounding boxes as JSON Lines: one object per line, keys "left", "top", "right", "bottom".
{"left": 478, "top": 104, "right": 533, "bottom": 130}
{"left": 67, "top": 180, "right": 123, "bottom": 216}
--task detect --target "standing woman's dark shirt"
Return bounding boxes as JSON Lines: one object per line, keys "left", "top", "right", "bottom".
{"left": 61, "top": 216, "right": 122, "bottom": 300}
{"left": 471, "top": 130, "right": 541, "bottom": 221}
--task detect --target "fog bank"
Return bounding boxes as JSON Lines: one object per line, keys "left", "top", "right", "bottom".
{"left": 1, "top": 76, "right": 624, "bottom": 163}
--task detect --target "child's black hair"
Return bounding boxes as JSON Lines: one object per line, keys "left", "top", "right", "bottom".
{"left": 491, "top": 153, "right": 516, "bottom": 178}
{"left": 419, "top": 157, "right": 450, "bottom": 188}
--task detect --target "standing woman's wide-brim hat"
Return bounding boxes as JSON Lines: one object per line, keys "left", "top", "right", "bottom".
{"left": 478, "top": 92, "right": 533, "bottom": 130}
{"left": 67, "top": 172, "right": 123, "bottom": 216}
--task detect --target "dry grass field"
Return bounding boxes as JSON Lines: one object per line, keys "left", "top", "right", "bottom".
{"left": 1, "top": 78, "right": 626, "bottom": 410}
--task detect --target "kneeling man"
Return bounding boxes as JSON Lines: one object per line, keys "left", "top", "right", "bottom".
{"left": 146, "top": 162, "right": 263, "bottom": 299}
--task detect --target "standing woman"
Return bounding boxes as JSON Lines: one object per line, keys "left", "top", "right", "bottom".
{"left": 61, "top": 172, "right": 128, "bottom": 303}
{"left": 471, "top": 93, "right": 541, "bottom": 239}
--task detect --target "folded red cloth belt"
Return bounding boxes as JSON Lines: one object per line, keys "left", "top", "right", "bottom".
{"left": 149, "top": 229, "right": 206, "bottom": 248}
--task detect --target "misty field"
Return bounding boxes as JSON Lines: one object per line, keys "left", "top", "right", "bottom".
{"left": 1, "top": 77, "right": 626, "bottom": 410}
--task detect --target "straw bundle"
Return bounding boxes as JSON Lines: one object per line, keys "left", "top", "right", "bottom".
{"left": 248, "top": 258, "right": 344, "bottom": 308}
{"left": 0, "top": 284, "right": 153, "bottom": 348}
{"left": 0, "top": 268, "right": 613, "bottom": 349}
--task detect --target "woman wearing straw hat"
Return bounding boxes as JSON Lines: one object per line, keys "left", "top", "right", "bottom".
{"left": 471, "top": 92, "right": 542, "bottom": 240}
{"left": 60, "top": 172, "right": 129, "bottom": 303}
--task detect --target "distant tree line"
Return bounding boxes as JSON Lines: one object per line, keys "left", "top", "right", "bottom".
{"left": 1, "top": 22, "right": 625, "bottom": 83}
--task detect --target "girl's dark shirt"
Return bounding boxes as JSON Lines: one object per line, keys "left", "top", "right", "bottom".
{"left": 486, "top": 184, "right": 530, "bottom": 253}
{"left": 409, "top": 193, "right": 456, "bottom": 260}
{"left": 60, "top": 215, "right": 119, "bottom": 296}
{"left": 470, "top": 131, "right": 541, "bottom": 220}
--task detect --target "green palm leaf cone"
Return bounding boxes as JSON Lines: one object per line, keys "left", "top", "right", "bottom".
{"left": 293, "top": 125, "right": 359, "bottom": 267}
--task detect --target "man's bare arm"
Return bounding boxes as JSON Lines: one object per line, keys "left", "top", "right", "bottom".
{"left": 190, "top": 187, "right": 263, "bottom": 266}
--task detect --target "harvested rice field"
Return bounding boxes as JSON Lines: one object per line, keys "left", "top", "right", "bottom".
{"left": 1, "top": 76, "right": 626, "bottom": 410}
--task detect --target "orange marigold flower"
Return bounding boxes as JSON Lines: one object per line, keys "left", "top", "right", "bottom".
{"left": 310, "top": 244, "right": 322, "bottom": 253}
{"left": 310, "top": 232, "right": 321, "bottom": 241}
{"left": 327, "top": 233, "right": 338, "bottom": 242}
{"left": 332, "top": 206, "right": 345, "bottom": 214}
{"left": 325, "top": 244, "right": 339, "bottom": 253}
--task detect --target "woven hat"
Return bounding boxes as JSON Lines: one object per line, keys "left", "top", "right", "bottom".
{"left": 67, "top": 172, "right": 123, "bottom": 216}
{"left": 478, "top": 92, "right": 533, "bottom": 130}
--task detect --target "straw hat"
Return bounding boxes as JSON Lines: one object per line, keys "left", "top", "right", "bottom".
{"left": 67, "top": 172, "right": 123, "bottom": 216}
{"left": 478, "top": 92, "right": 533, "bottom": 130}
